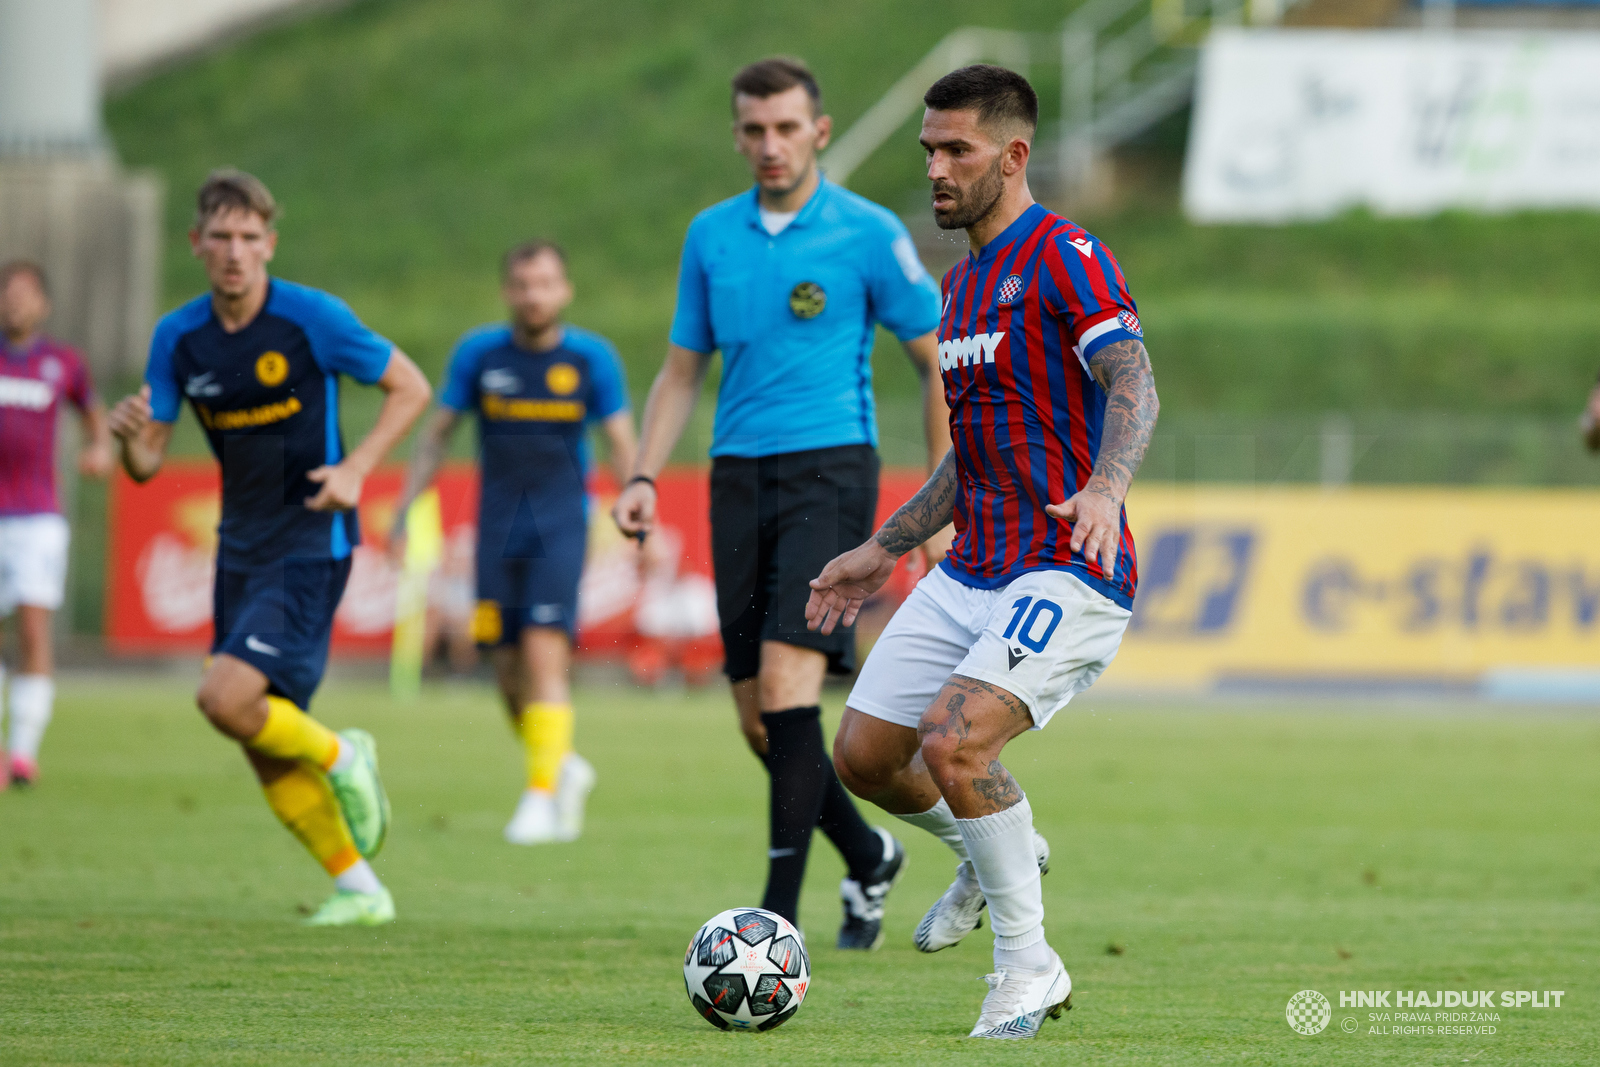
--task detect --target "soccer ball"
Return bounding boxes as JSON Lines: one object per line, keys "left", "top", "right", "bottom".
{"left": 683, "top": 907, "right": 810, "bottom": 1031}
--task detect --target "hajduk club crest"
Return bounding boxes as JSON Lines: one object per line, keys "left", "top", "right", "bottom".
{"left": 996, "top": 274, "right": 1025, "bottom": 305}
{"left": 1118, "top": 309, "right": 1143, "bottom": 337}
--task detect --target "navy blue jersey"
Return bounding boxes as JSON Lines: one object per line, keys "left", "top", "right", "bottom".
{"left": 439, "top": 324, "right": 628, "bottom": 559}
{"left": 145, "top": 279, "right": 393, "bottom": 566}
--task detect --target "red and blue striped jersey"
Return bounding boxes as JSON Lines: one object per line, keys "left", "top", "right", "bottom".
{"left": 935, "top": 203, "right": 1141, "bottom": 609}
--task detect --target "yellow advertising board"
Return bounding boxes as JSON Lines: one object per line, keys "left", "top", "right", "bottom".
{"left": 1110, "top": 486, "right": 1600, "bottom": 689}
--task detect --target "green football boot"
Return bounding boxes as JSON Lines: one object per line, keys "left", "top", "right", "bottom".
{"left": 303, "top": 887, "right": 395, "bottom": 927}
{"left": 327, "top": 729, "right": 391, "bottom": 858}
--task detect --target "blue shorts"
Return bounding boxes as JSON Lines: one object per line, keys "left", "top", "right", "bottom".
{"left": 473, "top": 517, "right": 585, "bottom": 647}
{"left": 212, "top": 556, "right": 352, "bottom": 709}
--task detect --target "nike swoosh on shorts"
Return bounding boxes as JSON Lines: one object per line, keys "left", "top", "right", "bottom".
{"left": 245, "top": 635, "right": 282, "bottom": 657}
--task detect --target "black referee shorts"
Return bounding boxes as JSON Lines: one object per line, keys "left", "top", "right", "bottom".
{"left": 710, "top": 444, "right": 880, "bottom": 682}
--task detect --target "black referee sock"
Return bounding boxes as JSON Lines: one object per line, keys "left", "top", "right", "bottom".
{"left": 758, "top": 707, "right": 831, "bottom": 925}
{"left": 754, "top": 731, "right": 885, "bottom": 886}
{"left": 758, "top": 706, "right": 886, "bottom": 924}
{"left": 816, "top": 760, "right": 887, "bottom": 884}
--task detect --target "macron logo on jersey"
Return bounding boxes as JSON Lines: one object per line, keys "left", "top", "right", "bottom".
{"left": 938, "top": 332, "right": 1005, "bottom": 372}
{"left": 0, "top": 376, "right": 52, "bottom": 411}
{"left": 1068, "top": 237, "right": 1094, "bottom": 259}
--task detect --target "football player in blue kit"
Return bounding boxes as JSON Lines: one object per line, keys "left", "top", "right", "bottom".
{"left": 108, "top": 170, "right": 432, "bottom": 926}
{"left": 393, "top": 239, "right": 636, "bottom": 845}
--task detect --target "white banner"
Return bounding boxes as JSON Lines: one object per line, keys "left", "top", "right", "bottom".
{"left": 1183, "top": 29, "right": 1600, "bottom": 222}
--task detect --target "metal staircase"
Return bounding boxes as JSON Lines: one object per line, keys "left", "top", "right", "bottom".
{"left": 822, "top": 0, "right": 1300, "bottom": 196}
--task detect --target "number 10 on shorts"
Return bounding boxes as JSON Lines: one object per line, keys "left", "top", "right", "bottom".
{"left": 1002, "top": 596, "right": 1063, "bottom": 653}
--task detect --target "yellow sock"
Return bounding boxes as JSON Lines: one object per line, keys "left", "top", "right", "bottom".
{"left": 521, "top": 702, "right": 573, "bottom": 792}
{"left": 249, "top": 696, "right": 340, "bottom": 771}
{"left": 262, "top": 765, "right": 360, "bottom": 876}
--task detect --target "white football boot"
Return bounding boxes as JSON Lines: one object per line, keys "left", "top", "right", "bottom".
{"left": 553, "top": 752, "right": 596, "bottom": 841}
{"left": 968, "top": 951, "right": 1072, "bottom": 1039}
{"left": 915, "top": 830, "right": 1050, "bottom": 952}
{"left": 504, "top": 788, "right": 561, "bottom": 844}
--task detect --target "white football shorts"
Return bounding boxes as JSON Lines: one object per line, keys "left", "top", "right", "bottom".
{"left": 848, "top": 566, "right": 1131, "bottom": 731}
{"left": 0, "top": 513, "right": 70, "bottom": 615}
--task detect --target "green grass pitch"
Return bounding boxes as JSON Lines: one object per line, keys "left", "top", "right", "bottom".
{"left": 1, "top": 676, "right": 1596, "bottom": 1064}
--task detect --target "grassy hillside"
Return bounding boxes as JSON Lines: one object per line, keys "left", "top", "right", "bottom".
{"left": 103, "top": 0, "right": 1067, "bottom": 409}
{"left": 104, "top": 0, "right": 1600, "bottom": 427}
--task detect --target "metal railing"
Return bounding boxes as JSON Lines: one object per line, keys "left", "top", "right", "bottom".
{"left": 823, "top": 0, "right": 1301, "bottom": 194}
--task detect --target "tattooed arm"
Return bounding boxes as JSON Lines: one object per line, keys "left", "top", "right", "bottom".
{"left": 877, "top": 447, "right": 959, "bottom": 554}
{"left": 1044, "top": 337, "right": 1159, "bottom": 578}
{"left": 805, "top": 449, "right": 959, "bottom": 635}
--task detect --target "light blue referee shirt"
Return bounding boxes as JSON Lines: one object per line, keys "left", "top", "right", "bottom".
{"left": 670, "top": 178, "right": 941, "bottom": 458}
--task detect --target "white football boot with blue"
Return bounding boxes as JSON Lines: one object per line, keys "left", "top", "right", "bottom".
{"left": 968, "top": 950, "right": 1072, "bottom": 1039}
{"left": 915, "top": 830, "right": 1050, "bottom": 952}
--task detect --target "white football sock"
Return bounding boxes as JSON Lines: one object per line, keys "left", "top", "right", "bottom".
{"left": 334, "top": 858, "right": 383, "bottom": 895}
{"left": 327, "top": 736, "right": 354, "bottom": 774}
{"left": 957, "top": 796, "right": 1048, "bottom": 964}
{"left": 894, "top": 796, "right": 970, "bottom": 862}
{"left": 8, "top": 675, "right": 54, "bottom": 762}
{"left": 994, "top": 934, "right": 1055, "bottom": 972}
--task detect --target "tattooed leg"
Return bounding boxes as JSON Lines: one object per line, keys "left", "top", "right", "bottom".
{"left": 917, "top": 675, "right": 1035, "bottom": 819}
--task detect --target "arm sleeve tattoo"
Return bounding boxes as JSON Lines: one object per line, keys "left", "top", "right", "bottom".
{"left": 873, "top": 448, "right": 958, "bottom": 555}
{"left": 1085, "top": 338, "right": 1160, "bottom": 501}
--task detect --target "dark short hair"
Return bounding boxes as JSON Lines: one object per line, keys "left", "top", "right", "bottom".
{"left": 196, "top": 168, "right": 278, "bottom": 228}
{"left": 731, "top": 56, "right": 822, "bottom": 116}
{"left": 0, "top": 259, "right": 48, "bottom": 297}
{"left": 502, "top": 238, "right": 567, "bottom": 280}
{"left": 923, "top": 64, "right": 1038, "bottom": 138}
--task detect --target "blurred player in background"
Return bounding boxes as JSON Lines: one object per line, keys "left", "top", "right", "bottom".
{"left": 393, "top": 239, "right": 636, "bottom": 845}
{"left": 108, "top": 170, "right": 431, "bottom": 926}
{"left": 1581, "top": 374, "right": 1600, "bottom": 451}
{"left": 613, "top": 57, "right": 949, "bottom": 947}
{"left": 0, "top": 260, "right": 113, "bottom": 787}
{"left": 808, "top": 67, "right": 1160, "bottom": 1037}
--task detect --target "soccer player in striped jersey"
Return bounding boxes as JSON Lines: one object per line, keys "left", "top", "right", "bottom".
{"left": 806, "top": 66, "right": 1159, "bottom": 1039}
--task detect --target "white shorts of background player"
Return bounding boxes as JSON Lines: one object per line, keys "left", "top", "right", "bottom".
{"left": 0, "top": 513, "right": 70, "bottom": 616}
{"left": 847, "top": 565, "right": 1131, "bottom": 732}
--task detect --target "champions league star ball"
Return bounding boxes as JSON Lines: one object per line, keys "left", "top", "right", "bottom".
{"left": 683, "top": 908, "right": 810, "bottom": 1031}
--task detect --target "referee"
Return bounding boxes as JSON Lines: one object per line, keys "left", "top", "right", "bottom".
{"left": 613, "top": 56, "right": 948, "bottom": 948}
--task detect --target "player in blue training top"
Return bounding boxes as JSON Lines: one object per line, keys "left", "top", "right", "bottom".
{"left": 393, "top": 239, "right": 636, "bottom": 846}
{"left": 107, "top": 170, "right": 432, "bottom": 927}
{"left": 807, "top": 68, "right": 1160, "bottom": 1039}
{"left": 613, "top": 57, "right": 951, "bottom": 949}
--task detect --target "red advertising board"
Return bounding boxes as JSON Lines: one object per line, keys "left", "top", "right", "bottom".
{"left": 106, "top": 462, "right": 931, "bottom": 675}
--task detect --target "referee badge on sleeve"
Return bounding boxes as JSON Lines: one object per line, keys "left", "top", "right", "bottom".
{"left": 789, "top": 281, "right": 826, "bottom": 319}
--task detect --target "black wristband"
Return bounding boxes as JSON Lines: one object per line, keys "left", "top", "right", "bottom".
{"left": 627, "top": 474, "right": 656, "bottom": 490}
